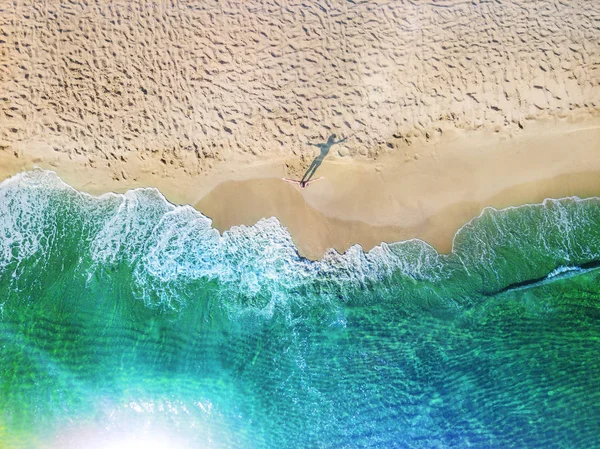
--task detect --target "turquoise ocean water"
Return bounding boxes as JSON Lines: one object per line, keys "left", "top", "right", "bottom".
{"left": 1, "top": 169, "right": 599, "bottom": 448}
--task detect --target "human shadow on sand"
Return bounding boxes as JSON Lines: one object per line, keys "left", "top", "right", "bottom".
{"left": 301, "top": 134, "right": 347, "bottom": 182}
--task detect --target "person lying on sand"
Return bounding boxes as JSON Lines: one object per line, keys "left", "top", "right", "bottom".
{"left": 282, "top": 177, "right": 324, "bottom": 189}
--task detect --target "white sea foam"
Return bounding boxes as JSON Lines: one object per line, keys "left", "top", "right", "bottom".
{"left": 86, "top": 184, "right": 448, "bottom": 310}
{"left": 2, "top": 170, "right": 600, "bottom": 310}
{"left": 546, "top": 265, "right": 583, "bottom": 279}
{"left": 0, "top": 170, "right": 64, "bottom": 274}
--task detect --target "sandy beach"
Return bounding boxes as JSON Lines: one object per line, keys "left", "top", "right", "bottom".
{"left": 1, "top": 0, "right": 600, "bottom": 259}
{"left": 3, "top": 117, "right": 600, "bottom": 259}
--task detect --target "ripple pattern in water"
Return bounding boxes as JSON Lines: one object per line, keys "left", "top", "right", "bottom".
{"left": 0, "top": 170, "right": 600, "bottom": 448}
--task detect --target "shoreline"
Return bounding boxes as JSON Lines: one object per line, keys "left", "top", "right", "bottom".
{"left": 2, "top": 117, "right": 600, "bottom": 260}
{"left": 2, "top": 0, "right": 599, "bottom": 260}
{"left": 196, "top": 170, "right": 600, "bottom": 259}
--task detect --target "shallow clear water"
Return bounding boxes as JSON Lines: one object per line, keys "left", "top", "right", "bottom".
{"left": 1, "top": 170, "right": 599, "bottom": 448}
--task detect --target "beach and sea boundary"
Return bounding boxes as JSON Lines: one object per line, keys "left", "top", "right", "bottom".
{"left": 2, "top": 1, "right": 600, "bottom": 447}
{"left": 2, "top": 117, "right": 600, "bottom": 259}
{"left": 2, "top": 0, "right": 600, "bottom": 259}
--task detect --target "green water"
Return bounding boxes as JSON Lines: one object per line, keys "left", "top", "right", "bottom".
{"left": 0, "top": 170, "right": 599, "bottom": 448}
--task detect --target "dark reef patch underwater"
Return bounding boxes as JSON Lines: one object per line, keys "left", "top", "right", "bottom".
{"left": 1, "top": 170, "right": 599, "bottom": 448}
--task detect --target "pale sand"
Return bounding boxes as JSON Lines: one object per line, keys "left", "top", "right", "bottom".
{"left": 1, "top": 1, "right": 600, "bottom": 259}
{"left": 2, "top": 117, "right": 600, "bottom": 260}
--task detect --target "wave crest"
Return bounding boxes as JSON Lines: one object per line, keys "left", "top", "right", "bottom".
{"left": 1, "top": 169, "right": 600, "bottom": 312}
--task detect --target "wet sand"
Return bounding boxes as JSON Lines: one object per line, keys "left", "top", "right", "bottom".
{"left": 2, "top": 118, "right": 600, "bottom": 260}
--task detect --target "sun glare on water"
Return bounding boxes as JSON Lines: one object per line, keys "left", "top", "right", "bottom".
{"left": 53, "top": 431, "right": 195, "bottom": 449}
{"left": 100, "top": 434, "right": 190, "bottom": 449}
{"left": 49, "top": 421, "right": 196, "bottom": 449}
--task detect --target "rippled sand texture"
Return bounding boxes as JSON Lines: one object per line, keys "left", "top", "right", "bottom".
{"left": 1, "top": 0, "right": 599, "bottom": 164}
